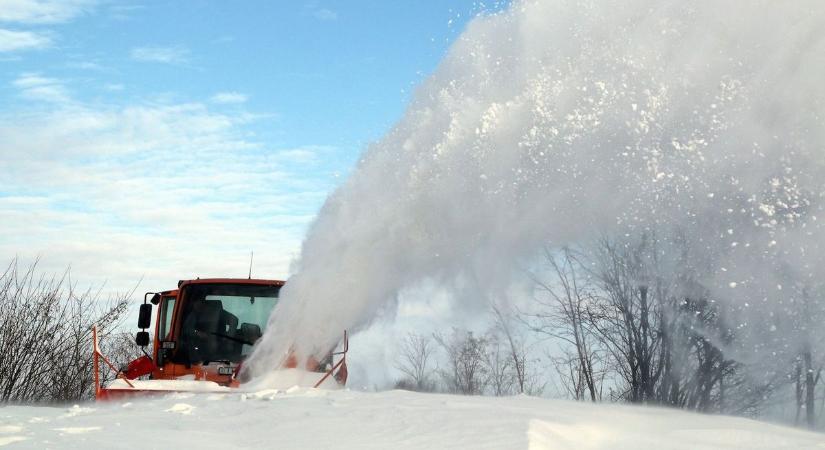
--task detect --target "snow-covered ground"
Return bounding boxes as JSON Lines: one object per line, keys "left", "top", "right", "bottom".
{"left": 1, "top": 389, "right": 823, "bottom": 449}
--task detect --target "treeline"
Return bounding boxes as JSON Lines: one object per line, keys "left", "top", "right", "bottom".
{"left": 394, "top": 312, "right": 545, "bottom": 397}
{"left": 394, "top": 232, "right": 824, "bottom": 430}
{"left": 0, "top": 258, "right": 141, "bottom": 404}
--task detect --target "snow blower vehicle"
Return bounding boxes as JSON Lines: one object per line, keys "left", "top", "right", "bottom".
{"left": 92, "top": 278, "right": 348, "bottom": 400}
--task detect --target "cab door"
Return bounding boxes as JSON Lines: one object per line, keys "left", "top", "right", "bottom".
{"left": 152, "top": 292, "right": 178, "bottom": 378}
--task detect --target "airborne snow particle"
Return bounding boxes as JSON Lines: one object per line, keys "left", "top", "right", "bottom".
{"left": 244, "top": 0, "right": 825, "bottom": 378}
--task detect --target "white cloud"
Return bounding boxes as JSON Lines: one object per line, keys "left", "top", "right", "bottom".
{"left": 131, "top": 45, "right": 189, "bottom": 64}
{"left": 0, "top": 28, "right": 50, "bottom": 51}
{"left": 0, "top": 1, "right": 96, "bottom": 52}
{"left": 0, "top": 95, "right": 344, "bottom": 294}
{"left": 313, "top": 8, "right": 337, "bottom": 21}
{"left": 0, "top": 0, "right": 96, "bottom": 24}
{"left": 12, "top": 72, "right": 69, "bottom": 102}
{"left": 210, "top": 92, "right": 248, "bottom": 104}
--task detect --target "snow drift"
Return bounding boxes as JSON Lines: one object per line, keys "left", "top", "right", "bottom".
{"left": 2, "top": 390, "right": 824, "bottom": 449}
{"left": 245, "top": 0, "right": 825, "bottom": 375}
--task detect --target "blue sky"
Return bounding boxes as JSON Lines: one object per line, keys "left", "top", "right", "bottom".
{"left": 0, "top": 0, "right": 508, "bottom": 293}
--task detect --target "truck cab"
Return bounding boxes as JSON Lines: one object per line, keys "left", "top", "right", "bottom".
{"left": 149, "top": 278, "right": 284, "bottom": 385}
{"left": 95, "top": 277, "right": 347, "bottom": 399}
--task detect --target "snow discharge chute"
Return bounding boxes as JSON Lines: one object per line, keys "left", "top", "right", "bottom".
{"left": 244, "top": 0, "right": 825, "bottom": 378}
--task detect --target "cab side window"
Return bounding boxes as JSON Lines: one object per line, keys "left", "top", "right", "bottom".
{"left": 159, "top": 297, "right": 176, "bottom": 339}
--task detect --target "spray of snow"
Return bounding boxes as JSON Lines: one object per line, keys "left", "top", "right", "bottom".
{"left": 245, "top": 0, "right": 825, "bottom": 376}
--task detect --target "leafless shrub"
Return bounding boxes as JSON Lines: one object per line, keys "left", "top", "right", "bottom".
{"left": 434, "top": 329, "right": 488, "bottom": 395}
{"left": 0, "top": 258, "right": 132, "bottom": 403}
{"left": 483, "top": 331, "right": 515, "bottom": 396}
{"left": 99, "top": 331, "right": 150, "bottom": 386}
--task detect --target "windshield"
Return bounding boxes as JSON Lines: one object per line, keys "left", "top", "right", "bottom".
{"left": 174, "top": 283, "right": 280, "bottom": 365}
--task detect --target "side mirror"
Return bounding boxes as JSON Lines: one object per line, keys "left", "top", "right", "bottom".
{"left": 136, "top": 331, "right": 150, "bottom": 347}
{"left": 138, "top": 303, "right": 152, "bottom": 329}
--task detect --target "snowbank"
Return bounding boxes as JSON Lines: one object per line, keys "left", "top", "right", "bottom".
{"left": 1, "top": 390, "right": 822, "bottom": 449}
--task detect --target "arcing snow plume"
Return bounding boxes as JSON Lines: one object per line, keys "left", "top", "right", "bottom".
{"left": 245, "top": 0, "right": 825, "bottom": 376}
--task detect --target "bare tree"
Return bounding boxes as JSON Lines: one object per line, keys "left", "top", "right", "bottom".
{"left": 483, "top": 331, "right": 515, "bottom": 396}
{"left": 791, "top": 285, "right": 824, "bottom": 428}
{"left": 491, "top": 304, "right": 525, "bottom": 394}
{"left": 586, "top": 236, "right": 666, "bottom": 404}
{"left": 394, "top": 332, "right": 436, "bottom": 392}
{"left": 490, "top": 304, "right": 545, "bottom": 396}
{"left": 434, "top": 329, "right": 488, "bottom": 395}
{"left": 549, "top": 350, "right": 592, "bottom": 400}
{"left": 523, "top": 246, "right": 604, "bottom": 402}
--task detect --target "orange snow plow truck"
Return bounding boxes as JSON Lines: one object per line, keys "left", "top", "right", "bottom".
{"left": 92, "top": 278, "right": 348, "bottom": 400}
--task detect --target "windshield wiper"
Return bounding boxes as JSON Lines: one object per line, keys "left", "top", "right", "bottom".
{"left": 206, "top": 330, "right": 255, "bottom": 346}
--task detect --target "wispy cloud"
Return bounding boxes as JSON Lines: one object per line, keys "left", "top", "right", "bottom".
{"left": 105, "top": 3, "right": 141, "bottom": 21}
{"left": 65, "top": 60, "right": 104, "bottom": 70}
{"left": 0, "top": 1, "right": 97, "bottom": 53}
{"left": 0, "top": 0, "right": 97, "bottom": 24}
{"left": 130, "top": 45, "right": 189, "bottom": 64}
{"left": 313, "top": 8, "right": 337, "bottom": 21}
{"left": 210, "top": 91, "right": 248, "bottom": 104}
{"left": 212, "top": 35, "right": 234, "bottom": 45}
{"left": 0, "top": 28, "right": 51, "bottom": 52}
{"left": 12, "top": 72, "right": 69, "bottom": 102}
{"left": 0, "top": 88, "right": 343, "bottom": 292}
